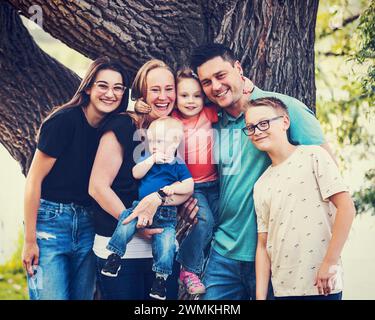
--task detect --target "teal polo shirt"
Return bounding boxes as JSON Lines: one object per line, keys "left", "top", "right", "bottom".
{"left": 212, "top": 86, "right": 325, "bottom": 261}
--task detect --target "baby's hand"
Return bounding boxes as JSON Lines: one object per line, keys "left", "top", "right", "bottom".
{"left": 153, "top": 152, "right": 166, "bottom": 164}
{"left": 161, "top": 185, "right": 175, "bottom": 196}
{"left": 135, "top": 98, "right": 152, "bottom": 114}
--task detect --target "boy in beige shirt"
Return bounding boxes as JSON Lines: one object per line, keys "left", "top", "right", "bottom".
{"left": 243, "top": 97, "right": 355, "bottom": 300}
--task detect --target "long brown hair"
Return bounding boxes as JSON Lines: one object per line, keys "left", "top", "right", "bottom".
{"left": 42, "top": 56, "right": 130, "bottom": 125}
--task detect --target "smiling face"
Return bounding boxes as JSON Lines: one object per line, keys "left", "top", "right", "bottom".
{"left": 244, "top": 105, "right": 290, "bottom": 152}
{"left": 86, "top": 69, "right": 124, "bottom": 115}
{"left": 176, "top": 78, "right": 204, "bottom": 118}
{"left": 197, "top": 56, "right": 244, "bottom": 110}
{"left": 145, "top": 67, "right": 176, "bottom": 120}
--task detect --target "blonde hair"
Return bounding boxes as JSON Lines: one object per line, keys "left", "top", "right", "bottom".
{"left": 147, "top": 116, "right": 184, "bottom": 143}
{"left": 244, "top": 97, "right": 289, "bottom": 115}
{"left": 129, "top": 59, "right": 175, "bottom": 130}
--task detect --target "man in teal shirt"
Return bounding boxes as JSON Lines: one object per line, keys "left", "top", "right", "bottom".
{"left": 190, "top": 43, "right": 332, "bottom": 300}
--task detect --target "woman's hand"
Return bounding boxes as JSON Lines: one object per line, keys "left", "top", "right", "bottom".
{"left": 22, "top": 240, "right": 39, "bottom": 276}
{"left": 134, "top": 98, "right": 152, "bottom": 114}
{"left": 123, "top": 192, "right": 162, "bottom": 228}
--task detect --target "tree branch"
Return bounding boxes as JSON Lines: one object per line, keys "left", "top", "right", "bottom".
{"left": 0, "top": 2, "right": 81, "bottom": 175}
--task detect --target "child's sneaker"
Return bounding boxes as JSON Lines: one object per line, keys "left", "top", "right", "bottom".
{"left": 149, "top": 276, "right": 167, "bottom": 300}
{"left": 101, "top": 253, "right": 121, "bottom": 277}
{"left": 179, "top": 269, "right": 206, "bottom": 294}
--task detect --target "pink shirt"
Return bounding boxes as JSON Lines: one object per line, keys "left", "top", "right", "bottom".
{"left": 172, "top": 106, "right": 218, "bottom": 183}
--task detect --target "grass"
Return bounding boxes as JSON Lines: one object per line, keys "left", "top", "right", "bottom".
{"left": 0, "top": 233, "right": 28, "bottom": 300}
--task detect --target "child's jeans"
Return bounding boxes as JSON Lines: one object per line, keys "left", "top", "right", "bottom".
{"left": 176, "top": 180, "right": 219, "bottom": 274}
{"left": 107, "top": 201, "right": 177, "bottom": 275}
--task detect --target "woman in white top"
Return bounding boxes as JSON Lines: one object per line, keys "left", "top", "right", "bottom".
{"left": 89, "top": 59, "right": 196, "bottom": 299}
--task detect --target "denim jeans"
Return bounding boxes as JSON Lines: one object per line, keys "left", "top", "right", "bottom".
{"left": 176, "top": 180, "right": 219, "bottom": 274}
{"left": 275, "top": 292, "right": 342, "bottom": 300}
{"left": 28, "top": 199, "right": 96, "bottom": 300}
{"left": 96, "top": 257, "right": 180, "bottom": 300}
{"left": 200, "top": 247, "right": 256, "bottom": 300}
{"left": 107, "top": 201, "right": 177, "bottom": 275}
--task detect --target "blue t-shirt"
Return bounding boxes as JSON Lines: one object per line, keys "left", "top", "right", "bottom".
{"left": 138, "top": 156, "right": 192, "bottom": 200}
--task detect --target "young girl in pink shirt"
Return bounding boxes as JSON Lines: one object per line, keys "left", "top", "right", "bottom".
{"left": 136, "top": 68, "right": 219, "bottom": 295}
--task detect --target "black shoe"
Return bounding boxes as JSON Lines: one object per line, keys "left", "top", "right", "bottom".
{"left": 101, "top": 253, "right": 121, "bottom": 277}
{"left": 149, "top": 276, "right": 167, "bottom": 300}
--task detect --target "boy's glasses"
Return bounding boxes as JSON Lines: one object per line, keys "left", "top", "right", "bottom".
{"left": 93, "top": 81, "right": 126, "bottom": 96}
{"left": 242, "top": 116, "right": 284, "bottom": 136}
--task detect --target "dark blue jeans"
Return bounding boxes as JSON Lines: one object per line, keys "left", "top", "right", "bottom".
{"left": 275, "top": 292, "right": 342, "bottom": 300}
{"left": 176, "top": 180, "right": 219, "bottom": 274}
{"left": 107, "top": 201, "right": 177, "bottom": 275}
{"left": 96, "top": 257, "right": 180, "bottom": 300}
{"left": 28, "top": 199, "right": 96, "bottom": 300}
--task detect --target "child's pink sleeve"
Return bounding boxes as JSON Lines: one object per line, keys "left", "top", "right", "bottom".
{"left": 204, "top": 105, "right": 219, "bottom": 123}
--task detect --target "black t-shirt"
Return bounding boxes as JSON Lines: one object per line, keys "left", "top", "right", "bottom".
{"left": 92, "top": 114, "right": 140, "bottom": 237}
{"left": 38, "top": 107, "right": 100, "bottom": 206}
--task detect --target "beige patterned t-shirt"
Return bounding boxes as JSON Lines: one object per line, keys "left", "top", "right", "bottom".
{"left": 254, "top": 145, "right": 349, "bottom": 297}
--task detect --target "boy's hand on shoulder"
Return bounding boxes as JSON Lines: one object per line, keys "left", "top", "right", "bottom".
{"left": 161, "top": 185, "right": 175, "bottom": 196}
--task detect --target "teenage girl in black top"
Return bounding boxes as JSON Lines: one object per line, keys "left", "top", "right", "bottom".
{"left": 22, "top": 57, "right": 130, "bottom": 300}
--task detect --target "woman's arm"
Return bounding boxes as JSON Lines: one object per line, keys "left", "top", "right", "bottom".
{"left": 122, "top": 189, "right": 194, "bottom": 228}
{"left": 89, "top": 131, "right": 126, "bottom": 219}
{"left": 23, "top": 150, "right": 56, "bottom": 276}
{"left": 255, "top": 232, "right": 271, "bottom": 300}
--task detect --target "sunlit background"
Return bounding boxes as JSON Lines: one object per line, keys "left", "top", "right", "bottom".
{"left": 0, "top": 0, "right": 374, "bottom": 299}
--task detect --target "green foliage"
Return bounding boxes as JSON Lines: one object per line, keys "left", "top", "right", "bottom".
{"left": 354, "top": 169, "right": 375, "bottom": 215}
{"left": 0, "top": 232, "right": 28, "bottom": 300}
{"left": 315, "top": 0, "right": 375, "bottom": 215}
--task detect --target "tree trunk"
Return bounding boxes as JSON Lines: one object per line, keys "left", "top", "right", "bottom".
{"left": 7, "top": 0, "right": 318, "bottom": 108}
{"left": 0, "top": 2, "right": 81, "bottom": 175}
{"left": 1, "top": 0, "right": 319, "bottom": 300}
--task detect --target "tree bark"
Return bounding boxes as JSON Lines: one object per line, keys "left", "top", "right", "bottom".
{"left": 0, "top": 0, "right": 319, "bottom": 300}
{"left": 7, "top": 0, "right": 318, "bottom": 108}
{"left": 0, "top": 2, "right": 81, "bottom": 175}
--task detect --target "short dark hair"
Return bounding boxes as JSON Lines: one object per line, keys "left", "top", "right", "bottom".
{"left": 245, "top": 97, "right": 289, "bottom": 115}
{"left": 190, "top": 43, "right": 237, "bottom": 73}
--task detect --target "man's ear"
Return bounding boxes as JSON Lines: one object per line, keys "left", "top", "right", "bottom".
{"left": 234, "top": 60, "right": 243, "bottom": 75}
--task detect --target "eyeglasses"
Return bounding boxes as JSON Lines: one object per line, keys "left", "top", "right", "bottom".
{"left": 93, "top": 81, "right": 126, "bottom": 96}
{"left": 242, "top": 116, "right": 284, "bottom": 136}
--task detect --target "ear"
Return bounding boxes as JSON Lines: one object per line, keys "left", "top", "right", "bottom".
{"left": 283, "top": 114, "right": 291, "bottom": 131}
{"left": 85, "top": 88, "right": 91, "bottom": 96}
{"left": 234, "top": 60, "right": 243, "bottom": 76}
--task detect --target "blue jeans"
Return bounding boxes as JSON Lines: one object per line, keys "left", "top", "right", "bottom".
{"left": 107, "top": 201, "right": 177, "bottom": 275}
{"left": 275, "top": 292, "right": 342, "bottom": 300}
{"left": 28, "top": 199, "right": 96, "bottom": 300}
{"left": 201, "top": 248, "right": 256, "bottom": 300}
{"left": 96, "top": 257, "right": 180, "bottom": 300}
{"left": 176, "top": 180, "right": 219, "bottom": 274}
